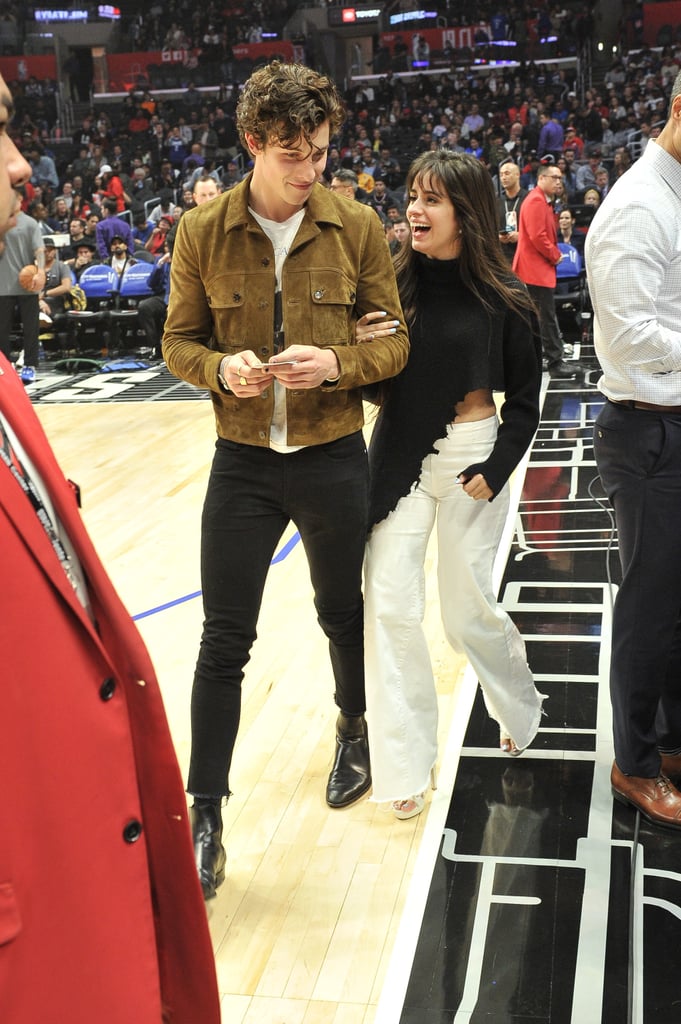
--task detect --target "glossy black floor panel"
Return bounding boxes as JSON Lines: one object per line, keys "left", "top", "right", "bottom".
{"left": 398, "top": 343, "right": 681, "bottom": 1023}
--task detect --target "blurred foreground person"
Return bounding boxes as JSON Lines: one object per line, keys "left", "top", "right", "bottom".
{"left": 0, "top": 71, "right": 220, "bottom": 1024}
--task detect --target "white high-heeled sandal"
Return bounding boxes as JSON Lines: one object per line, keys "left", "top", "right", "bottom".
{"left": 391, "top": 767, "right": 438, "bottom": 820}
{"left": 500, "top": 735, "right": 528, "bottom": 757}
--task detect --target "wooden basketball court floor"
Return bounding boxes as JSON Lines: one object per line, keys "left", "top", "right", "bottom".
{"left": 32, "top": 351, "right": 681, "bottom": 1023}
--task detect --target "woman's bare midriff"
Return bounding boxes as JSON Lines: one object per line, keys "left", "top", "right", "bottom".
{"left": 453, "top": 388, "right": 496, "bottom": 423}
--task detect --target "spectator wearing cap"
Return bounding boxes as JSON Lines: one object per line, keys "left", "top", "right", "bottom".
{"left": 562, "top": 125, "right": 585, "bottom": 159}
{"left": 66, "top": 238, "right": 99, "bottom": 281}
{"left": 39, "top": 237, "right": 73, "bottom": 317}
{"left": 95, "top": 198, "right": 134, "bottom": 259}
{"left": 106, "top": 233, "right": 137, "bottom": 278}
{"left": 575, "top": 147, "right": 605, "bottom": 193}
{"left": 95, "top": 164, "right": 128, "bottom": 213}
{"left": 144, "top": 216, "right": 173, "bottom": 257}
{"left": 537, "top": 112, "right": 564, "bottom": 161}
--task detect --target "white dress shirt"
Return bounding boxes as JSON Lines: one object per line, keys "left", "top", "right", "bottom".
{"left": 586, "top": 140, "right": 681, "bottom": 403}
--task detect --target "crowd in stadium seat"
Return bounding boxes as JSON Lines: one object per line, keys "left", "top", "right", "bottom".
{"left": 1, "top": 4, "right": 678, "bottom": 292}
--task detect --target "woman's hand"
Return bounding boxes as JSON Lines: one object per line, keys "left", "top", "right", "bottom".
{"left": 355, "top": 310, "right": 400, "bottom": 344}
{"left": 460, "top": 473, "right": 493, "bottom": 501}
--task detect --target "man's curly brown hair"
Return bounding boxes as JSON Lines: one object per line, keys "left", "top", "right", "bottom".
{"left": 236, "top": 61, "right": 345, "bottom": 151}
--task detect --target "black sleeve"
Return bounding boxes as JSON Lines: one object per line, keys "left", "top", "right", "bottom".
{"left": 460, "top": 306, "right": 542, "bottom": 499}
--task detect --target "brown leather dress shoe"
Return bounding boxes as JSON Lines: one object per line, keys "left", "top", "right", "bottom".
{"left": 611, "top": 761, "right": 681, "bottom": 831}
{"left": 660, "top": 753, "right": 681, "bottom": 784}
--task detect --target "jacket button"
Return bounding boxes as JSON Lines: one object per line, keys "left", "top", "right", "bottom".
{"left": 99, "top": 677, "right": 116, "bottom": 701}
{"left": 314, "top": 288, "right": 325, "bottom": 299}
{"left": 261, "top": 257, "right": 270, "bottom": 266}
{"left": 233, "top": 292, "right": 241, "bottom": 302}
{"left": 259, "top": 430, "right": 266, "bottom": 439}
{"left": 123, "top": 820, "right": 143, "bottom": 843}
{"left": 260, "top": 347, "right": 269, "bottom": 355}
{"left": 349, "top": 291, "right": 356, "bottom": 301}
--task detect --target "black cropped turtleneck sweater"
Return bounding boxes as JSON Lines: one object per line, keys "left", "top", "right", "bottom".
{"left": 368, "top": 253, "right": 542, "bottom": 528}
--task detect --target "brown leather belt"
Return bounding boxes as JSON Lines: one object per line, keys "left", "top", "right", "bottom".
{"left": 608, "top": 398, "right": 681, "bottom": 414}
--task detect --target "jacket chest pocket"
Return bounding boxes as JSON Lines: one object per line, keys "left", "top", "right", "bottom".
{"left": 307, "top": 270, "right": 355, "bottom": 345}
{"left": 208, "top": 272, "right": 247, "bottom": 350}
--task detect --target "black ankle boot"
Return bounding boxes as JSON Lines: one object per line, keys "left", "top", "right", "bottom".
{"left": 326, "top": 712, "right": 371, "bottom": 808}
{"left": 190, "top": 800, "right": 226, "bottom": 900}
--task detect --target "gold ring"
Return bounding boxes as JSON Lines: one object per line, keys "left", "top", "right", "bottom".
{"left": 239, "top": 375, "right": 247, "bottom": 387}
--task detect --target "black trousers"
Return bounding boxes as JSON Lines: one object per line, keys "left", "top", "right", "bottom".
{"left": 187, "top": 431, "right": 369, "bottom": 798}
{"left": 526, "top": 283, "right": 563, "bottom": 368}
{"left": 137, "top": 295, "right": 166, "bottom": 352}
{"left": 594, "top": 400, "right": 681, "bottom": 776}
{"left": 0, "top": 294, "right": 40, "bottom": 367}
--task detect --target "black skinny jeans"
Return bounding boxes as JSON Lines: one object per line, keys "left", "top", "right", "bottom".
{"left": 188, "top": 431, "right": 369, "bottom": 798}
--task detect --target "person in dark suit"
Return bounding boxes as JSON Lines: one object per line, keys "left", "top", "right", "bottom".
{"left": 0, "top": 71, "right": 220, "bottom": 1024}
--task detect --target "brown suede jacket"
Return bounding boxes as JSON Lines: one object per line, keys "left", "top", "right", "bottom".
{"left": 162, "top": 174, "right": 408, "bottom": 446}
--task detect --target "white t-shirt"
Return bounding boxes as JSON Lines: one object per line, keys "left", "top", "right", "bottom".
{"left": 249, "top": 207, "right": 305, "bottom": 453}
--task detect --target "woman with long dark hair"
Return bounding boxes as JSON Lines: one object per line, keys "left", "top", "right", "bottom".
{"left": 359, "top": 151, "right": 546, "bottom": 819}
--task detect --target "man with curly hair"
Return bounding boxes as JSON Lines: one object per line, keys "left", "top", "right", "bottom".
{"left": 163, "top": 61, "right": 408, "bottom": 899}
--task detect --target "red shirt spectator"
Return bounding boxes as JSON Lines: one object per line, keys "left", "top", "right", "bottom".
{"left": 96, "top": 165, "right": 127, "bottom": 213}
{"left": 563, "top": 126, "right": 585, "bottom": 159}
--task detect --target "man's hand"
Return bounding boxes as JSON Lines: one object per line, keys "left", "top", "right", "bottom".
{"left": 264, "top": 345, "right": 340, "bottom": 389}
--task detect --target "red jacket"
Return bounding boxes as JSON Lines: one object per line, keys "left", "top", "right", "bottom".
{"left": 98, "top": 172, "right": 127, "bottom": 212}
{"left": 0, "top": 353, "right": 220, "bottom": 1024}
{"left": 513, "top": 185, "right": 561, "bottom": 288}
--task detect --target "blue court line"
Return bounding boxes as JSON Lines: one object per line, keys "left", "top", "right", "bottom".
{"left": 132, "top": 531, "right": 301, "bottom": 622}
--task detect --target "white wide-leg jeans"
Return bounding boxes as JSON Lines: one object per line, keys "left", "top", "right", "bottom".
{"left": 365, "top": 416, "right": 544, "bottom": 803}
